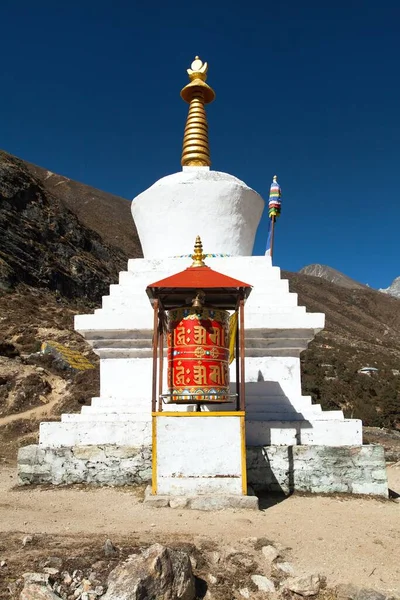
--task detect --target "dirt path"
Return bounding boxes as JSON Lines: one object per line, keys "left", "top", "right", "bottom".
{"left": 0, "top": 376, "right": 66, "bottom": 426}
{"left": 0, "top": 464, "right": 399, "bottom": 594}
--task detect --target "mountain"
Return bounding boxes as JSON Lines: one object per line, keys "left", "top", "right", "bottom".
{"left": 299, "top": 264, "right": 366, "bottom": 290}
{"left": 380, "top": 276, "right": 400, "bottom": 299}
{"left": 0, "top": 150, "right": 142, "bottom": 300}
{"left": 26, "top": 160, "right": 141, "bottom": 259}
{"left": 0, "top": 151, "right": 399, "bottom": 463}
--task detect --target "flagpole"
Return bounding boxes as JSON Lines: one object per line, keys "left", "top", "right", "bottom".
{"left": 266, "top": 175, "right": 281, "bottom": 261}
{"left": 269, "top": 215, "right": 276, "bottom": 262}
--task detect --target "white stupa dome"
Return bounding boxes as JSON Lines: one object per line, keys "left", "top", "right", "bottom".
{"left": 131, "top": 167, "right": 264, "bottom": 258}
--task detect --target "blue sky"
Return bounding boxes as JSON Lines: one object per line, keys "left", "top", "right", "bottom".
{"left": 1, "top": 0, "right": 399, "bottom": 289}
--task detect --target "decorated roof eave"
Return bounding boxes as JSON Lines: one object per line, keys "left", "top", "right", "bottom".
{"left": 146, "top": 286, "right": 251, "bottom": 311}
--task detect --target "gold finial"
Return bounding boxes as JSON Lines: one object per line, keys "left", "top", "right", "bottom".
{"left": 181, "top": 56, "right": 215, "bottom": 167}
{"left": 191, "top": 235, "right": 206, "bottom": 267}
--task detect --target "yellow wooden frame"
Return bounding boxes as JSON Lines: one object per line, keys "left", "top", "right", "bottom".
{"left": 151, "top": 413, "right": 247, "bottom": 496}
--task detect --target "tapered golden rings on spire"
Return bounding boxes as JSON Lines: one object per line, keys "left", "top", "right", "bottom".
{"left": 181, "top": 57, "right": 215, "bottom": 167}
{"left": 191, "top": 235, "right": 206, "bottom": 267}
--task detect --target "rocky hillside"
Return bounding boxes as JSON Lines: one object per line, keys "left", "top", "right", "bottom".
{"left": 0, "top": 150, "right": 142, "bottom": 301}
{"left": 26, "top": 159, "right": 141, "bottom": 259}
{"left": 299, "top": 264, "right": 367, "bottom": 289}
{"left": 284, "top": 271, "right": 400, "bottom": 431}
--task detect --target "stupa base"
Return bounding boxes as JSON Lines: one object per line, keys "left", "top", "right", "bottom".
{"left": 17, "top": 443, "right": 388, "bottom": 498}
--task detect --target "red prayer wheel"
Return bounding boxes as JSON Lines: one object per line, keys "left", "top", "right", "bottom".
{"left": 167, "top": 307, "right": 230, "bottom": 403}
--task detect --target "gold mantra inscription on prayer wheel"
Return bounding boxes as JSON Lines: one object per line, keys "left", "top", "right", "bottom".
{"left": 167, "top": 307, "right": 230, "bottom": 403}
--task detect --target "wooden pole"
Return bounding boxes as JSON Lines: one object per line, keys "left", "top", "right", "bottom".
{"left": 158, "top": 308, "right": 164, "bottom": 412}
{"left": 235, "top": 308, "right": 240, "bottom": 411}
{"left": 151, "top": 299, "right": 159, "bottom": 413}
{"left": 270, "top": 216, "right": 276, "bottom": 262}
{"left": 239, "top": 296, "right": 246, "bottom": 412}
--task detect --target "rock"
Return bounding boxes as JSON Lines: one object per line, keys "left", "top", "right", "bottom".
{"left": 91, "top": 561, "right": 107, "bottom": 571}
{"left": 40, "top": 557, "right": 63, "bottom": 569}
{"left": 43, "top": 567, "right": 60, "bottom": 576}
{"left": 0, "top": 559, "right": 6, "bottom": 567}
{"left": 62, "top": 572, "right": 72, "bottom": 585}
{"left": 229, "top": 552, "right": 255, "bottom": 569}
{"left": 169, "top": 497, "right": 189, "bottom": 509}
{"left": 273, "top": 561, "right": 295, "bottom": 576}
{"left": 81, "top": 592, "right": 98, "bottom": 600}
{"left": 239, "top": 588, "right": 250, "bottom": 599}
{"left": 251, "top": 575, "right": 275, "bottom": 592}
{"left": 20, "top": 582, "right": 62, "bottom": 599}
{"left": 336, "top": 583, "right": 360, "bottom": 600}
{"left": 208, "top": 574, "right": 218, "bottom": 585}
{"left": 357, "top": 590, "right": 387, "bottom": 600}
{"left": 261, "top": 544, "right": 280, "bottom": 563}
{"left": 22, "top": 572, "right": 50, "bottom": 584}
{"left": 284, "top": 574, "right": 322, "bottom": 596}
{"left": 95, "top": 585, "right": 105, "bottom": 595}
{"left": 103, "top": 543, "right": 195, "bottom": 600}
{"left": 22, "top": 535, "right": 33, "bottom": 547}
{"left": 72, "top": 569, "right": 83, "bottom": 581}
{"left": 207, "top": 551, "right": 221, "bottom": 565}
{"left": 103, "top": 539, "right": 119, "bottom": 558}
{"left": 7, "top": 581, "right": 19, "bottom": 595}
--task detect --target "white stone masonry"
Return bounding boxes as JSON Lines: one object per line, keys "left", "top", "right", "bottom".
{"left": 38, "top": 255, "right": 362, "bottom": 449}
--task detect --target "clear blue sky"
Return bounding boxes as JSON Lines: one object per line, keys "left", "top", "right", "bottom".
{"left": 1, "top": 0, "right": 399, "bottom": 289}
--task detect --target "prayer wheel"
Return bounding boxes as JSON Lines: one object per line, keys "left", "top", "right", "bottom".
{"left": 167, "top": 306, "right": 230, "bottom": 403}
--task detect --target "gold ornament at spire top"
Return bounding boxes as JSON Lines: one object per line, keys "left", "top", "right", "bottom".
{"left": 181, "top": 56, "right": 215, "bottom": 167}
{"left": 191, "top": 235, "right": 206, "bottom": 267}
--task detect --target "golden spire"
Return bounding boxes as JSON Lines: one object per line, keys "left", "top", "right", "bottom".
{"left": 191, "top": 235, "right": 206, "bottom": 267}
{"left": 181, "top": 56, "right": 215, "bottom": 167}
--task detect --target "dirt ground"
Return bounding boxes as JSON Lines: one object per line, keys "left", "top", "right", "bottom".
{"left": 0, "top": 464, "right": 399, "bottom": 596}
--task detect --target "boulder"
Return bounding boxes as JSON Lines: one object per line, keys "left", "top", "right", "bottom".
{"left": 20, "top": 583, "right": 62, "bottom": 599}
{"left": 103, "top": 538, "right": 119, "bottom": 558}
{"left": 284, "top": 574, "right": 322, "bottom": 596}
{"left": 103, "top": 543, "right": 195, "bottom": 600}
{"left": 251, "top": 575, "right": 275, "bottom": 592}
{"left": 261, "top": 544, "right": 280, "bottom": 563}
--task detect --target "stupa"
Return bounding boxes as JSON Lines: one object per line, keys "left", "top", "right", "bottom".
{"left": 18, "top": 57, "right": 388, "bottom": 498}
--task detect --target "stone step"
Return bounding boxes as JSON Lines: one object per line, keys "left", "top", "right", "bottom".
{"left": 77, "top": 310, "right": 323, "bottom": 333}
{"left": 244, "top": 410, "right": 344, "bottom": 421}
{"left": 89, "top": 395, "right": 317, "bottom": 410}
{"left": 40, "top": 415, "right": 361, "bottom": 448}
{"left": 246, "top": 312, "right": 324, "bottom": 330}
{"left": 125, "top": 261, "right": 283, "bottom": 280}
{"left": 119, "top": 270, "right": 289, "bottom": 291}
{"left": 61, "top": 413, "right": 151, "bottom": 423}
{"left": 78, "top": 404, "right": 320, "bottom": 416}
{"left": 245, "top": 418, "right": 362, "bottom": 446}
{"left": 39, "top": 420, "right": 152, "bottom": 447}
{"left": 104, "top": 290, "right": 299, "bottom": 308}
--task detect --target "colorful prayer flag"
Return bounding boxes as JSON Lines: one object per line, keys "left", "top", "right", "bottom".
{"left": 268, "top": 175, "right": 282, "bottom": 219}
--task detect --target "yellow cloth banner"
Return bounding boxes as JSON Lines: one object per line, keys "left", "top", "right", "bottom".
{"left": 228, "top": 311, "right": 238, "bottom": 365}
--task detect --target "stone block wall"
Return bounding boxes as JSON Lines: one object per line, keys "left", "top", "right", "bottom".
{"left": 247, "top": 445, "right": 388, "bottom": 497}
{"left": 17, "top": 444, "right": 388, "bottom": 497}
{"left": 17, "top": 444, "right": 151, "bottom": 486}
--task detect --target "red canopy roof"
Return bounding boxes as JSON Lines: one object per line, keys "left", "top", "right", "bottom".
{"left": 148, "top": 265, "right": 251, "bottom": 290}
{"left": 146, "top": 265, "right": 252, "bottom": 310}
